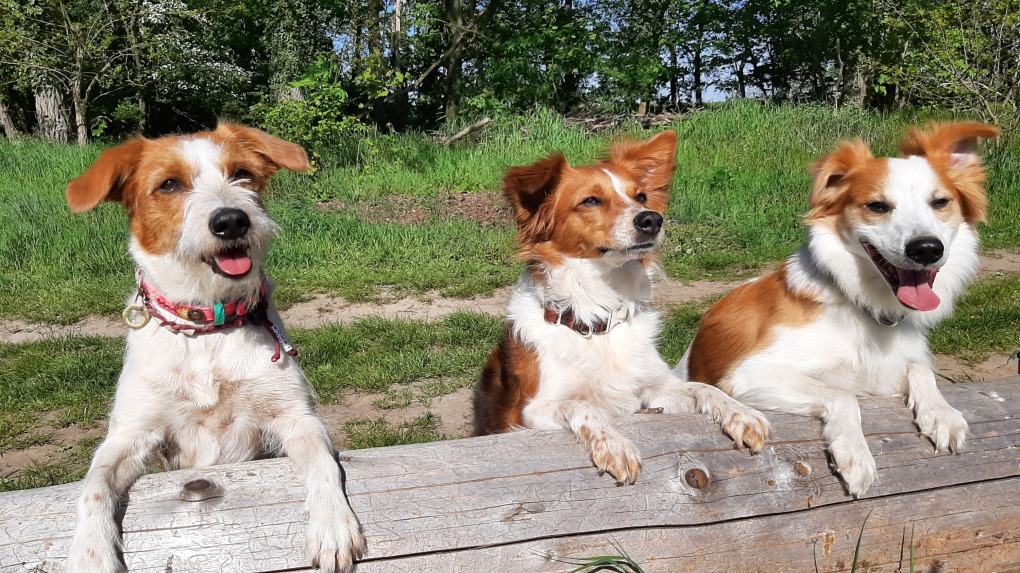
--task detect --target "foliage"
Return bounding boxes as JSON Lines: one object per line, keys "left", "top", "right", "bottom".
{"left": 2, "top": 0, "right": 1017, "bottom": 139}
{"left": 251, "top": 58, "right": 372, "bottom": 152}
{"left": 880, "top": 0, "right": 1020, "bottom": 134}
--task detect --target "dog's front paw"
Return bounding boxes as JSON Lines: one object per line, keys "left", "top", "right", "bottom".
{"left": 584, "top": 430, "right": 642, "bottom": 485}
{"left": 719, "top": 403, "right": 771, "bottom": 453}
{"left": 915, "top": 403, "right": 967, "bottom": 452}
{"left": 305, "top": 507, "right": 366, "bottom": 573}
{"left": 828, "top": 435, "right": 877, "bottom": 497}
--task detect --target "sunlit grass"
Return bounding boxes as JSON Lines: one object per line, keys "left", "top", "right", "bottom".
{"left": 4, "top": 102, "right": 1016, "bottom": 322}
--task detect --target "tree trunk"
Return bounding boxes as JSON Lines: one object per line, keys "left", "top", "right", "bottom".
{"left": 834, "top": 38, "right": 845, "bottom": 108}
{"left": 668, "top": 45, "right": 679, "bottom": 106}
{"left": 0, "top": 100, "right": 18, "bottom": 138}
{"left": 735, "top": 60, "right": 747, "bottom": 99}
{"left": 120, "top": 6, "right": 148, "bottom": 134}
{"left": 34, "top": 84, "right": 70, "bottom": 142}
{"left": 692, "top": 20, "right": 704, "bottom": 106}
{"left": 388, "top": 0, "right": 409, "bottom": 130}
{"left": 368, "top": 0, "right": 384, "bottom": 57}
{"left": 444, "top": 0, "right": 465, "bottom": 120}
{"left": 137, "top": 94, "right": 147, "bottom": 133}
{"left": 857, "top": 70, "right": 868, "bottom": 108}
{"left": 692, "top": 48, "right": 703, "bottom": 106}
{"left": 72, "top": 90, "right": 89, "bottom": 145}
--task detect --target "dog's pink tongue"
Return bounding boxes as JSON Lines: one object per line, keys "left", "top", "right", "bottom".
{"left": 214, "top": 250, "right": 252, "bottom": 276}
{"left": 896, "top": 268, "right": 940, "bottom": 311}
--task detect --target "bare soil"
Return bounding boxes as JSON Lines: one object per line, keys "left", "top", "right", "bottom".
{"left": 317, "top": 191, "right": 512, "bottom": 227}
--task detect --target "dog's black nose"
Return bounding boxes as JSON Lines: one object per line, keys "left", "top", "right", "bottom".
{"left": 634, "top": 211, "right": 663, "bottom": 235}
{"left": 905, "top": 237, "right": 944, "bottom": 265}
{"left": 209, "top": 208, "right": 250, "bottom": 240}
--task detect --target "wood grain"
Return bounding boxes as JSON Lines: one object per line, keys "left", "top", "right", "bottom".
{"left": 2, "top": 377, "right": 1017, "bottom": 572}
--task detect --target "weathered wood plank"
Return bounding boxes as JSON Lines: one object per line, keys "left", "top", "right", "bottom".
{"left": 2, "top": 377, "right": 1017, "bottom": 572}
{"left": 354, "top": 477, "right": 1020, "bottom": 573}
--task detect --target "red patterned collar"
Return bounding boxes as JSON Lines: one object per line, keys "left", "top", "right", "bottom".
{"left": 123, "top": 272, "right": 297, "bottom": 362}
{"left": 543, "top": 304, "right": 631, "bottom": 337}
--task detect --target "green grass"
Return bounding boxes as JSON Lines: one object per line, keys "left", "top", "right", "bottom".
{"left": 341, "top": 413, "right": 445, "bottom": 449}
{"left": 0, "top": 336, "right": 123, "bottom": 449}
{"left": 294, "top": 312, "right": 502, "bottom": 400}
{"left": 930, "top": 274, "right": 1020, "bottom": 361}
{"left": 0, "top": 435, "right": 101, "bottom": 493}
{"left": 3, "top": 102, "right": 1018, "bottom": 322}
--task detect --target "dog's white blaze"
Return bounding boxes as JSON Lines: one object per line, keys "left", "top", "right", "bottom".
{"left": 601, "top": 168, "right": 658, "bottom": 254}
{"left": 602, "top": 168, "right": 632, "bottom": 203}
{"left": 854, "top": 157, "right": 955, "bottom": 270}
{"left": 179, "top": 137, "right": 224, "bottom": 182}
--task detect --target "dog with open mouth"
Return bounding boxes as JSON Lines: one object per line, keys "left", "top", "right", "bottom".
{"left": 473, "top": 131, "right": 771, "bottom": 485}
{"left": 674, "top": 122, "right": 999, "bottom": 496}
{"left": 63, "top": 124, "right": 365, "bottom": 572}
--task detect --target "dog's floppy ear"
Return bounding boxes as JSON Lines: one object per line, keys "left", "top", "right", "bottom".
{"left": 899, "top": 121, "right": 999, "bottom": 168}
{"left": 607, "top": 130, "right": 677, "bottom": 194}
{"left": 899, "top": 122, "right": 998, "bottom": 223}
{"left": 217, "top": 123, "right": 310, "bottom": 175}
{"left": 66, "top": 138, "right": 146, "bottom": 213}
{"left": 503, "top": 153, "right": 566, "bottom": 242}
{"left": 808, "top": 139, "right": 873, "bottom": 221}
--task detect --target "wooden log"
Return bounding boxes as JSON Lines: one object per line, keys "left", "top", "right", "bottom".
{"left": 2, "top": 377, "right": 1018, "bottom": 572}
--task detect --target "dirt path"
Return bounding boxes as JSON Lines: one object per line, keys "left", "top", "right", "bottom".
{"left": 4, "top": 248, "right": 1016, "bottom": 344}
{"left": 0, "top": 275, "right": 745, "bottom": 343}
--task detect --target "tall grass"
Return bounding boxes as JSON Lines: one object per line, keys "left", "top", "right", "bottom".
{"left": 2, "top": 102, "right": 1017, "bottom": 322}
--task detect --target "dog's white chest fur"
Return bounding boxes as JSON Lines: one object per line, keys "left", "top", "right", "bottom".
{"left": 116, "top": 314, "right": 306, "bottom": 468}
{"left": 507, "top": 259, "right": 666, "bottom": 425}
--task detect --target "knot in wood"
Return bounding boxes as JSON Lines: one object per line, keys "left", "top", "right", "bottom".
{"left": 180, "top": 478, "right": 223, "bottom": 502}
{"left": 793, "top": 462, "right": 812, "bottom": 476}
{"left": 684, "top": 468, "right": 710, "bottom": 489}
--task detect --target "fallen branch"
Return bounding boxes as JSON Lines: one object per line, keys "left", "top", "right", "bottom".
{"left": 441, "top": 117, "right": 491, "bottom": 145}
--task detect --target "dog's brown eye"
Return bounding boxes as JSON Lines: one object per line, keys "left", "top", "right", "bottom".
{"left": 931, "top": 197, "right": 951, "bottom": 209}
{"left": 865, "top": 201, "right": 889, "bottom": 214}
{"left": 635, "top": 193, "right": 647, "bottom": 204}
{"left": 232, "top": 168, "right": 252, "bottom": 181}
{"left": 581, "top": 196, "right": 602, "bottom": 207}
{"left": 158, "top": 178, "right": 182, "bottom": 193}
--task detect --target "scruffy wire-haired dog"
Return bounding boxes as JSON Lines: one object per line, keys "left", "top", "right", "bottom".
{"left": 64, "top": 124, "right": 366, "bottom": 572}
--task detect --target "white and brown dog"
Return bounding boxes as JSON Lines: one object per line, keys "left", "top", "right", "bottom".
{"left": 473, "top": 131, "right": 770, "bottom": 484}
{"left": 675, "top": 122, "right": 998, "bottom": 496}
{"left": 64, "top": 124, "right": 365, "bottom": 572}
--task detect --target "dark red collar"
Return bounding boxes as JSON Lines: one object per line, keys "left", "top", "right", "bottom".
{"left": 543, "top": 305, "right": 611, "bottom": 336}
{"left": 126, "top": 272, "right": 297, "bottom": 362}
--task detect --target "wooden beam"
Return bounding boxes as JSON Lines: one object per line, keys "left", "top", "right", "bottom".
{"left": 2, "top": 377, "right": 1018, "bottom": 572}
